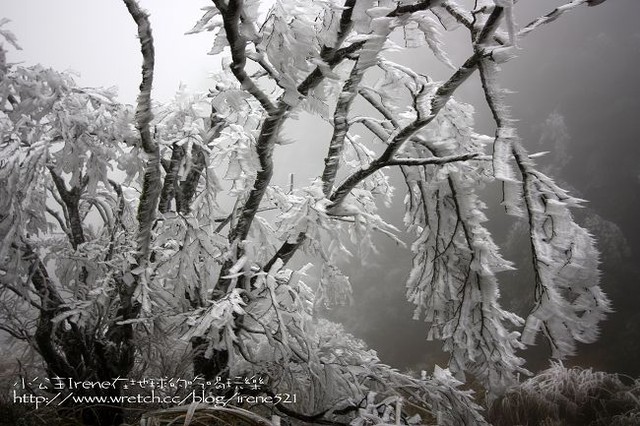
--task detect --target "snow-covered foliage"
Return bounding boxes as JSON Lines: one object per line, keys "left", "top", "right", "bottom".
{"left": 0, "top": 1, "right": 614, "bottom": 424}
{"left": 402, "top": 94, "right": 527, "bottom": 394}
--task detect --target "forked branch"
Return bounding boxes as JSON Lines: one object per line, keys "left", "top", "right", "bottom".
{"left": 213, "top": 0, "right": 277, "bottom": 113}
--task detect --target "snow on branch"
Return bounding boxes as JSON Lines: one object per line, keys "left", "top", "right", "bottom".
{"left": 397, "top": 91, "right": 528, "bottom": 392}
{"left": 476, "top": 40, "right": 611, "bottom": 359}
{"left": 387, "top": 152, "right": 486, "bottom": 166}
{"left": 321, "top": 61, "right": 366, "bottom": 196}
{"left": 441, "top": 1, "right": 508, "bottom": 45}
{"left": 122, "top": 0, "right": 155, "bottom": 155}
{"left": 216, "top": 2, "right": 376, "bottom": 295}
{"left": 330, "top": 0, "right": 596, "bottom": 209}
{"left": 47, "top": 166, "right": 86, "bottom": 249}
{"left": 358, "top": 86, "right": 400, "bottom": 128}
{"left": 319, "top": 13, "right": 401, "bottom": 197}
{"left": 329, "top": 7, "right": 504, "bottom": 208}
{"left": 213, "top": 0, "right": 277, "bottom": 113}
{"left": 227, "top": 1, "right": 363, "bottom": 251}
{"left": 513, "top": 144, "right": 612, "bottom": 358}
{"left": 439, "top": 0, "right": 593, "bottom": 66}
{"left": 123, "top": 0, "right": 161, "bottom": 265}
{"left": 519, "top": 0, "right": 596, "bottom": 38}
{"left": 350, "top": 116, "right": 392, "bottom": 141}
{"left": 387, "top": 0, "right": 441, "bottom": 17}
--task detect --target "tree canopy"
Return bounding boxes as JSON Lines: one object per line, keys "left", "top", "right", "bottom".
{"left": 0, "top": 1, "right": 614, "bottom": 425}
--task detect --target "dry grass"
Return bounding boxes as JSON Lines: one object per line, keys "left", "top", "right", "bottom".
{"left": 489, "top": 362, "right": 640, "bottom": 426}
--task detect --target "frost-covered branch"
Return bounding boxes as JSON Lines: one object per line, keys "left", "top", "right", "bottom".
{"left": 519, "top": 0, "right": 595, "bottom": 38}
{"left": 476, "top": 43, "right": 611, "bottom": 359}
{"left": 511, "top": 140, "right": 611, "bottom": 357}
{"left": 123, "top": 0, "right": 161, "bottom": 265}
{"left": 47, "top": 167, "right": 85, "bottom": 249}
{"left": 45, "top": 207, "right": 69, "bottom": 237}
{"left": 158, "top": 143, "right": 184, "bottom": 213}
{"left": 177, "top": 144, "right": 207, "bottom": 214}
{"left": 247, "top": 52, "right": 281, "bottom": 82}
{"left": 350, "top": 116, "right": 391, "bottom": 141}
{"left": 48, "top": 183, "right": 71, "bottom": 229}
{"left": 321, "top": 61, "right": 367, "bottom": 196}
{"left": 444, "top": 0, "right": 601, "bottom": 48}
{"left": 213, "top": 0, "right": 278, "bottom": 113}
{"left": 441, "top": 1, "right": 473, "bottom": 30}
{"left": 226, "top": 1, "right": 361, "bottom": 254}
{"left": 266, "top": 57, "right": 397, "bottom": 271}
{"left": 358, "top": 86, "right": 400, "bottom": 129}
{"left": 123, "top": 0, "right": 155, "bottom": 155}
{"left": 441, "top": 1, "right": 508, "bottom": 45}
{"left": 319, "top": 0, "right": 358, "bottom": 60}
{"left": 227, "top": 108, "right": 282, "bottom": 246}
{"left": 331, "top": 61, "right": 491, "bottom": 206}
{"left": 387, "top": 152, "right": 485, "bottom": 166}
{"left": 328, "top": 6, "right": 504, "bottom": 209}
{"left": 388, "top": 0, "right": 440, "bottom": 17}
{"left": 13, "top": 243, "right": 81, "bottom": 378}
{"left": 265, "top": 5, "right": 505, "bottom": 272}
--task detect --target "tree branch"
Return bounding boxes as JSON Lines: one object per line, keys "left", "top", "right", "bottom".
{"left": 175, "top": 145, "right": 205, "bottom": 214}
{"left": 358, "top": 87, "right": 400, "bottom": 128}
{"left": 387, "top": 153, "right": 484, "bottom": 166}
{"left": 213, "top": 0, "right": 277, "bottom": 113}
{"left": 329, "top": 7, "right": 505, "bottom": 208}
{"left": 158, "top": 143, "right": 184, "bottom": 213}
{"left": 123, "top": 0, "right": 155, "bottom": 155}
{"left": 106, "top": 180, "right": 125, "bottom": 262}
{"left": 518, "top": 0, "right": 591, "bottom": 38}
{"left": 17, "top": 243, "right": 77, "bottom": 377}
{"left": 264, "top": 5, "right": 504, "bottom": 272}
{"left": 1, "top": 281, "right": 43, "bottom": 311}
{"left": 49, "top": 184, "right": 71, "bottom": 229}
{"left": 321, "top": 59, "right": 366, "bottom": 196}
{"left": 45, "top": 207, "right": 70, "bottom": 239}
{"left": 0, "top": 323, "right": 30, "bottom": 341}
{"left": 48, "top": 167, "right": 85, "bottom": 249}
{"left": 225, "top": 1, "right": 361, "bottom": 256}
{"left": 123, "top": 0, "right": 161, "bottom": 264}
{"left": 247, "top": 52, "right": 281, "bottom": 82}
{"left": 387, "top": 0, "right": 438, "bottom": 17}
{"left": 350, "top": 116, "right": 391, "bottom": 141}
{"left": 444, "top": 0, "right": 593, "bottom": 46}
{"left": 319, "top": 0, "right": 357, "bottom": 62}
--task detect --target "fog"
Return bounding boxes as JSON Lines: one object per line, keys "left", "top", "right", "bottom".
{"left": 4, "top": 0, "right": 640, "bottom": 377}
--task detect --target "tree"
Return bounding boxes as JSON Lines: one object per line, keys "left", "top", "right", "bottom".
{"left": 0, "top": 1, "right": 613, "bottom": 425}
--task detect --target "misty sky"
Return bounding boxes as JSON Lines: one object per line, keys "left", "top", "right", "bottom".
{"left": 3, "top": 0, "right": 640, "bottom": 376}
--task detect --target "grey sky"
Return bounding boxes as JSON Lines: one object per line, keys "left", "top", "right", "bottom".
{"left": 3, "top": 0, "right": 218, "bottom": 103}
{"left": 3, "top": 0, "right": 640, "bottom": 376}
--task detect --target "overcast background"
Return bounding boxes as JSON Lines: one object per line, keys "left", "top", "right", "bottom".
{"left": 3, "top": 0, "right": 640, "bottom": 377}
